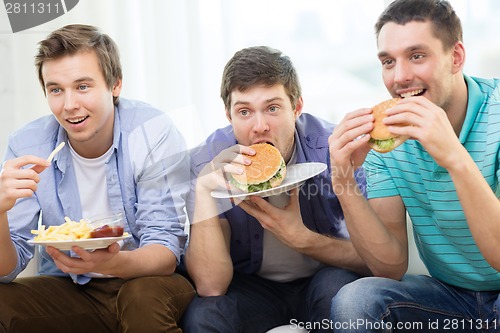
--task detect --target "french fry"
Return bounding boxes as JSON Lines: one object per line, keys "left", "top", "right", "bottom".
{"left": 47, "top": 142, "right": 65, "bottom": 163}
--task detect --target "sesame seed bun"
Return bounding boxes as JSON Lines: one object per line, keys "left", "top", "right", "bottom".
{"left": 231, "top": 143, "right": 286, "bottom": 189}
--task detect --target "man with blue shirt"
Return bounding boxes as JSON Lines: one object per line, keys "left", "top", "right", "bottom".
{"left": 182, "top": 46, "right": 370, "bottom": 333}
{"left": 329, "top": 0, "right": 500, "bottom": 332}
{"left": 0, "top": 24, "right": 194, "bottom": 332}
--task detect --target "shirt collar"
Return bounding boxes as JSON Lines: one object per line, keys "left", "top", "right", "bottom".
{"left": 459, "top": 74, "right": 483, "bottom": 143}
{"left": 293, "top": 129, "right": 307, "bottom": 164}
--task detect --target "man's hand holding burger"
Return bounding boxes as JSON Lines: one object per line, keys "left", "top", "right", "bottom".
{"left": 196, "top": 145, "right": 255, "bottom": 194}
{"left": 382, "top": 96, "right": 466, "bottom": 169}
{"left": 330, "top": 95, "right": 465, "bottom": 172}
{"left": 191, "top": 145, "right": 255, "bottom": 224}
{"left": 328, "top": 108, "right": 373, "bottom": 190}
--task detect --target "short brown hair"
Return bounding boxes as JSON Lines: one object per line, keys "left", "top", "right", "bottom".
{"left": 375, "top": 0, "right": 462, "bottom": 50}
{"left": 220, "top": 46, "right": 302, "bottom": 112}
{"left": 35, "top": 24, "right": 122, "bottom": 104}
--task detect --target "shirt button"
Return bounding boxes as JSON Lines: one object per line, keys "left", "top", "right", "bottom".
{"left": 433, "top": 172, "right": 441, "bottom": 179}
{"left": 254, "top": 234, "right": 260, "bottom": 239}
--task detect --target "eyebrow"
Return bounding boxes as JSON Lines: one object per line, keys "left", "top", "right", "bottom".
{"left": 377, "top": 44, "right": 430, "bottom": 58}
{"left": 45, "top": 77, "right": 95, "bottom": 89}
{"left": 232, "top": 96, "right": 285, "bottom": 107}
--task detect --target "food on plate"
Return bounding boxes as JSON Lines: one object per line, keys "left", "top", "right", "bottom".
{"left": 31, "top": 216, "right": 125, "bottom": 241}
{"left": 230, "top": 143, "right": 287, "bottom": 193}
{"left": 368, "top": 98, "right": 409, "bottom": 153}
{"left": 31, "top": 217, "right": 93, "bottom": 241}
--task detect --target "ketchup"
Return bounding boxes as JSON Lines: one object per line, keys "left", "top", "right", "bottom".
{"left": 90, "top": 224, "right": 124, "bottom": 238}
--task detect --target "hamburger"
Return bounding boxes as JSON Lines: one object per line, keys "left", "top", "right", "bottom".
{"left": 230, "top": 143, "right": 287, "bottom": 193}
{"left": 368, "top": 98, "right": 409, "bottom": 153}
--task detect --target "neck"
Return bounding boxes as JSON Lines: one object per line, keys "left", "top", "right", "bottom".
{"left": 446, "top": 75, "right": 469, "bottom": 137}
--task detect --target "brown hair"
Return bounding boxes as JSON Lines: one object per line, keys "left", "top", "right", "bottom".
{"left": 375, "top": 0, "right": 462, "bottom": 50}
{"left": 35, "top": 24, "right": 122, "bottom": 104}
{"left": 220, "top": 46, "right": 302, "bottom": 112}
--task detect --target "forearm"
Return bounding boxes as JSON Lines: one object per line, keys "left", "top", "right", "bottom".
{"left": 106, "top": 244, "right": 177, "bottom": 278}
{"left": 185, "top": 220, "right": 233, "bottom": 296}
{"left": 335, "top": 180, "right": 408, "bottom": 279}
{"left": 185, "top": 189, "right": 233, "bottom": 296}
{"left": 0, "top": 213, "right": 19, "bottom": 276}
{"left": 448, "top": 151, "right": 500, "bottom": 269}
{"left": 293, "top": 228, "right": 371, "bottom": 276}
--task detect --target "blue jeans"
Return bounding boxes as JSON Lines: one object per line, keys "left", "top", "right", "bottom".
{"left": 330, "top": 275, "right": 500, "bottom": 332}
{"left": 181, "top": 267, "right": 361, "bottom": 333}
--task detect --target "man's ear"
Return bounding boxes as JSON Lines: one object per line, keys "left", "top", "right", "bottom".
{"left": 451, "top": 41, "right": 466, "bottom": 74}
{"left": 226, "top": 109, "right": 232, "bottom": 123}
{"left": 112, "top": 78, "right": 123, "bottom": 97}
{"left": 294, "top": 97, "right": 304, "bottom": 119}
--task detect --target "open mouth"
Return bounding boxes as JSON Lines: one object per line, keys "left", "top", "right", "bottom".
{"left": 67, "top": 116, "right": 88, "bottom": 125}
{"left": 400, "top": 89, "right": 425, "bottom": 98}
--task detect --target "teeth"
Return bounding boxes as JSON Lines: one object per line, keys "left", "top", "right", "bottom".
{"left": 400, "top": 89, "right": 423, "bottom": 98}
{"left": 68, "top": 116, "right": 87, "bottom": 124}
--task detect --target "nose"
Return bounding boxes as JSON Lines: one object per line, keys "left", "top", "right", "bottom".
{"left": 252, "top": 112, "right": 269, "bottom": 133}
{"left": 64, "top": 91, "right": 79, "bottom": 111}
{"left": 393, "top": 60, "right": 413, "bottom": 85}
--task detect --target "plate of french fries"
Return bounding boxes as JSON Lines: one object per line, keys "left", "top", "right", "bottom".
{"left": 28, "top": 216, "right": 131, "bottom": 251}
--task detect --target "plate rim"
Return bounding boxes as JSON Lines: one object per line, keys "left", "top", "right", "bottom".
{"left": 28, "top": 234, "right": 131, "bottom": 250}
{"left": 210, "top": 161, "right": 327, "bottom": 199}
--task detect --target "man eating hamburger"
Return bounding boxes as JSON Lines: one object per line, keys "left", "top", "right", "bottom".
{"left": 182, "top": 46, "right": 369, "bottom": 332}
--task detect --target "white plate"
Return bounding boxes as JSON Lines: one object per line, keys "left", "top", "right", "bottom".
{"left": 211, "top": 162, "right": 327, "bottom": 200}
{"left": 28, "top": 234, "right": 131, "bottom": 251}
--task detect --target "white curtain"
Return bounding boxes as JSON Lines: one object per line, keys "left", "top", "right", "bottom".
{"left": 1, "top": 0, "right": 499, "bottom": 154}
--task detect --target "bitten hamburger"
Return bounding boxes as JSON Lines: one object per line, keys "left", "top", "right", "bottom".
{"left": 369, "top": 98, "right": 409, "bottom": 153}
{"left": 230, "top": 143, "right": 287, "bottom": 193}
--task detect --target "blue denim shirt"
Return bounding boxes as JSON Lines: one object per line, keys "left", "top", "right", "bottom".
{"left": 188, "top": 113, "right": 366, "bottom": 274}
{"left": 1, "top": 98, "right": 189, "bottom": 282}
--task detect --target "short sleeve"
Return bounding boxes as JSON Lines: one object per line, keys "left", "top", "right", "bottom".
{"left": 364, "top": 151, "right": 400, "bottom": 199}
